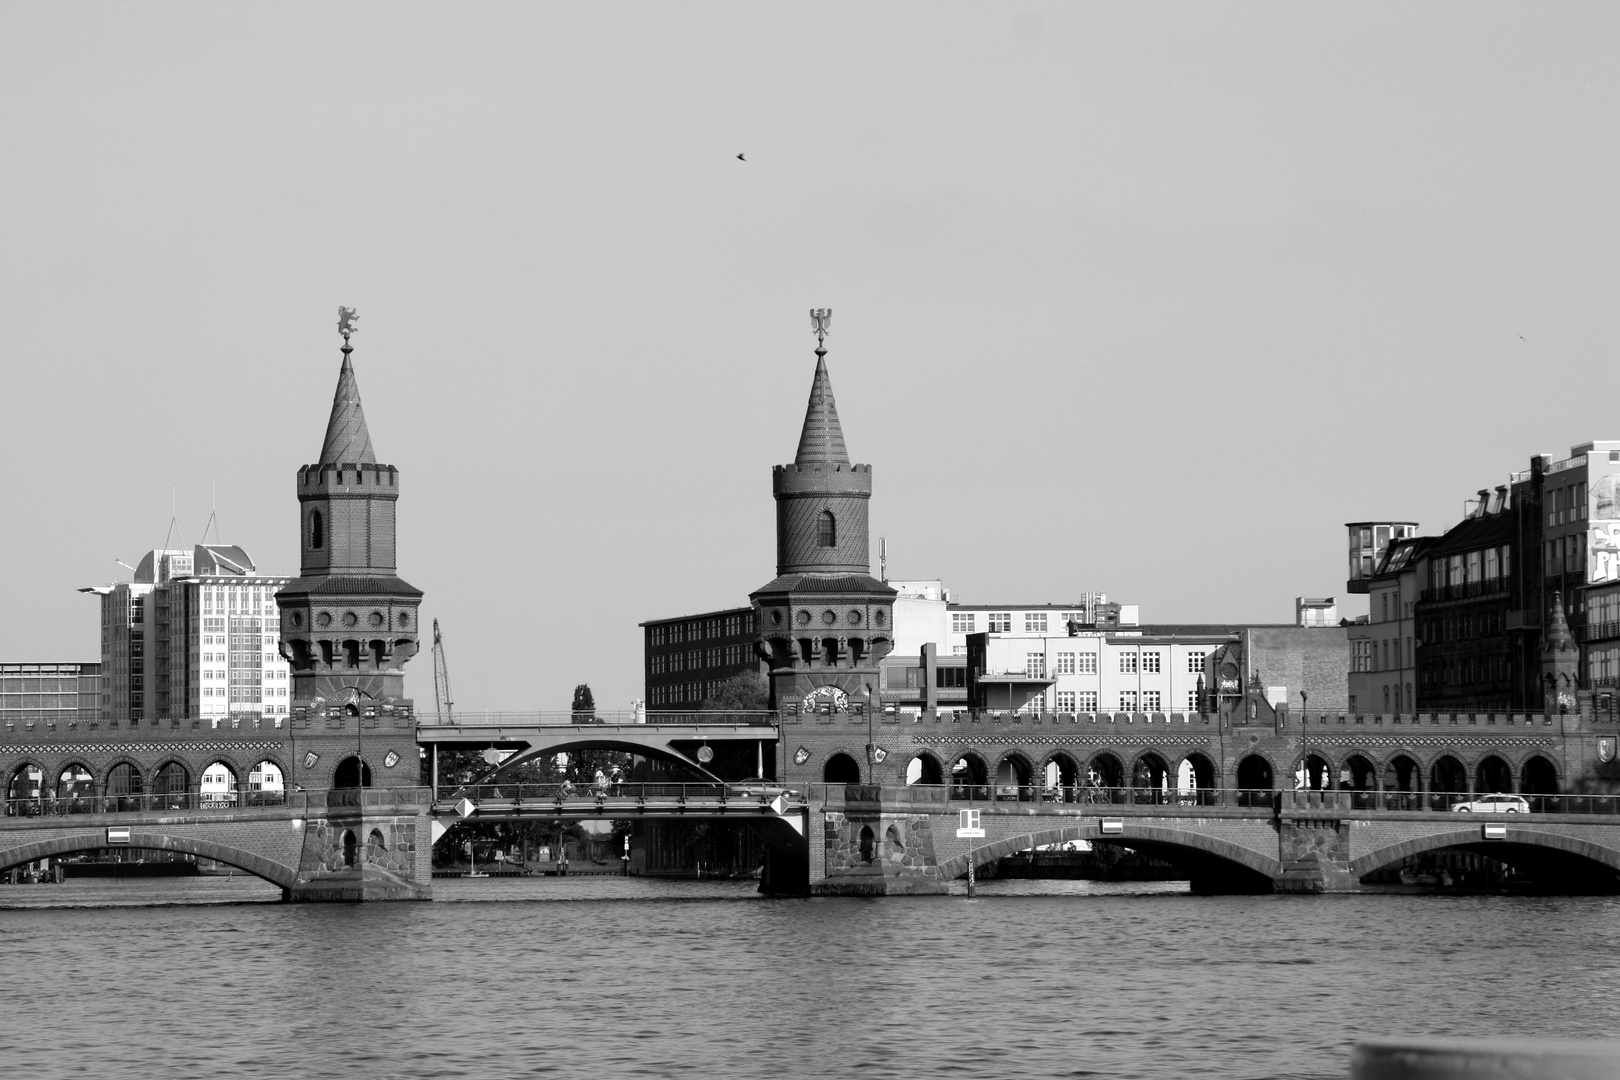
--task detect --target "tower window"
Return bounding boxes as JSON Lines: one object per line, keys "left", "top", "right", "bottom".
{"left": 817, "top": 510, "right": 836, "bottom": 548}
{"left": 310, "top": 510, "right": 324, "bottom": 551}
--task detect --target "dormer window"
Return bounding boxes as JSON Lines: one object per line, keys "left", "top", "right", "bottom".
{"left": 310, "top": 510, "right": 324, "bottom": 551}
{"left": 817, "top": 510, "right": 836, "bottom": 548}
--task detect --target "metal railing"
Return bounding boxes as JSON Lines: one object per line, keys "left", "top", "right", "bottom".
{"left": 419, "top": 711, "right": 776, "bottom": 727}
{"left": 434, "top": 781, "right": 803, "bottom": 807}
{"left": 3, "top": 791, "right": 289, "bottom": 817}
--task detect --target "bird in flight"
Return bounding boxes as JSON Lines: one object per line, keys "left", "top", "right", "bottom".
{"left": 737, "top": 153, "right": 747, "bottom": 161}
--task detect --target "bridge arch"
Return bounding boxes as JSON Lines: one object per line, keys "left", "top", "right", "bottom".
{"left": 1085, "top": 750, "right": 1124, "bottom": 788}
{"left": 994, "top": 751, "right": 1034, "bottom": 799}
{"left": 905, "top": 749, "right": 944, "bottom": 786}
{"left": 6, "top": 760, "right": 47, "bottom": 803}
{"left": 948, "top": 751, "right": 989, "bottom": 800}
{"left": 1476, "top": 754, "right": 1514, "bottom": 794}
{"left": 1041, "top": 750, "right": 1081, "bottom": 797}
{"left": 1351, "top": 828, "right": 1620, "bottom": 889}
{"left": 936, "top": 822, "right": 1279, "bottom": 893}
{"left": 0, "top": 831, "right": 297, "bottom": 890}
{"left": 1177, "top": 752, "right": 1217, "bottom": 802}
{"left": 1429, "top": 754, "right": 1467, "bottom": 797}
{"left": 1521, "top": 754, "right": 1558, "bottom": 795}
{"left": 54, "top": 761, "right": 95, "bottom": 801}
{"left": 823, "top": 751, "right": 861, "bottom": 785}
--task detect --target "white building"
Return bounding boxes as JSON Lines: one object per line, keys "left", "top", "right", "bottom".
{"left": 82, "top": 544, "right": 292, "bottom": 724}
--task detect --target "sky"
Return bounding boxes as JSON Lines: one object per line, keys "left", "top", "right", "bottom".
{"left": 2, "top": 3, "right": 1616, "bottom": 713}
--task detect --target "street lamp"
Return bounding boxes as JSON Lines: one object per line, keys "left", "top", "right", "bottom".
{"left": 863, "top": 683, "right": 875, "bottom": 784}
{"left": 1300, "top": 690, "right": 1310, "bottom": 795}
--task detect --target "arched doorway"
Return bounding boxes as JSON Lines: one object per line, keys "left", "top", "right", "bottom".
{"left": 1132, "top": 753, "right": 1170, "bottom": 804}
{"left": 905, "top": 753, "right": 943, "bottom": 786}
{"left": 1236, "top": 754, "right": 1273, "bottom": 807}
{"left": 1178, "top": 753, "right": 1217, "bottom": 806}
{"left": 822, "top": 752, "right": 861, "bottom": 785}
{"left": 248, "top": 760, "right": 285, "bottom": 806}
{"left": 1044, "top": 752, "right": 1080, "bottom": 803}
{"left": 1476, "top": 755, "right": 1513, "bottom": 795}
{"left": 949, "top": 753, "right": 989, "bottom": 801}
{"left": 152, "top": 762, "right": 191, "bottom": 809}
{"left": 105, "top": 763, "right": 143, "bottom": 811}
{"left": 202, "top": 762, "right": 238, "bottom": 808}
{"left": 995, "top": 755, "right": 1033, "bottom": 801}
{"left": 1521, "top": 755, "right": 1559, "bottom": 812}
{"left": 1087, "top": 751, "right": 1124, "bottom": 801}
{"left": 1429, "top": 755, "right": 1467, "bottom": 810}
{"left": 342, "top": 829, "right": 358, "bottom": 867}
{"left": 332, "top": 757, "right": 372, "bottom": 789}
{"left": 1384, "top": 754, "right": 1421, "bottom": 810}
{"left": 1344, "top": 754, "right": 1378, "bottom": 808}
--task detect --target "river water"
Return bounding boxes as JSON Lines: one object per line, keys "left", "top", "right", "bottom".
{"left": 2, "top": 876, "right": 1617, "bottom": 1079}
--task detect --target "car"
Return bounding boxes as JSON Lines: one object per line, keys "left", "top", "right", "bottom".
{"left": 1450, "top": 793, "right": 1531, "bottom": 813}
{"left": 726, "top": 781, "right": 795, "bottom": 800}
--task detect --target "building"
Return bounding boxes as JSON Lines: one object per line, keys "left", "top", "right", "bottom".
{"left": 1345, "top": 521, "right": 1419, "bottom": 593}
{"left": 641, "top": 606, "right": 762, "bottom": 710}
{"left": 1347, "top": 534, "right": 1430, "bottom": 714}
{"left": 80, "top": 544, "right": 291, "bottom": 724}
{"left": 1295, "top": 597, "right": 1338, "bottom": 627}
{"left": 0, "top": 662, "right": 101, "bottom": 727}
{"left": 274, "top": 327, "right": 423, "bottom": 740}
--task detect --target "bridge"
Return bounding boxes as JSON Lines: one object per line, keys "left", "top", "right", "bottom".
{"left": 7, "top": 706, "right": 1620, "bottom": 898}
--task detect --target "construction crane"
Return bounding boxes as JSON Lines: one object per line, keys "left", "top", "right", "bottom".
{"left": 431, "top": 618, "right": 454, "bottom": 724}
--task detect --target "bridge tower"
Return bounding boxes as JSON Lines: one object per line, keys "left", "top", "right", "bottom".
{"left": 751, "top": 313, "right": 898, "bottom": 785}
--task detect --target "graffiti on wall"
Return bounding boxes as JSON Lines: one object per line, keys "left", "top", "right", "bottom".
{"left": 1591, "top": 475, "right": 1620, "bottom": 585}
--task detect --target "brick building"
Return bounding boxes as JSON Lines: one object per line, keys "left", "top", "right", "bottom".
{"left": 640, "top": 606, "right": 762, "bottom": 710}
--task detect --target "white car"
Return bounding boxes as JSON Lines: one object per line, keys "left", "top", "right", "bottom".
{"left": 1450, "top": 793, "right": 1530, "bottom": 813}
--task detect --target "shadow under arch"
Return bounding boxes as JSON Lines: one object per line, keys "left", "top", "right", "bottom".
{"left": 471, "top": 736, "right": 737, "bottom": 787}
{"left": 935, "top": 822, "right": 1278, "bottom": 894}
{"left": 1352, "top": 829, "right": 1620, "bottom": 893}
{"left": 0, "top": 832, "right": 298, "bottom": 892}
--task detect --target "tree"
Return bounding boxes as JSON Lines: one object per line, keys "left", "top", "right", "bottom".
{"left": 571, "top": 683, "right": 596, "bottom": 724}
{"left": 699, "top": 670, "right": 769, "bottom": 713}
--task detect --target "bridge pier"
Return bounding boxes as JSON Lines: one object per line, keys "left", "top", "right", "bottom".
{"left": 286, "top": 788, "right": 434, "bottom": 902}
{"left": 1275, "top": 816, "right": 1358, "bottom": 893}
{"left": 811, "top": 785, "right": 951, "bottom": 896}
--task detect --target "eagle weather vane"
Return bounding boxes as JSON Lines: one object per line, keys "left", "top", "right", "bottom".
{"left": 810, "top": 307, "right": 831, "bottom": 346}
{"left": 338, "top": 305, "right": 360, "bottom": 343}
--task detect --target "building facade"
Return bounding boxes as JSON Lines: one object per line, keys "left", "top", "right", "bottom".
{"left": 641, "top": 606, "right": 762, "bottom": 709}
{"left": 0, "top": 663, "right": 101, "bottom": 727}
{"left": 81, "top": 545, "right": 291, "bottom": 724}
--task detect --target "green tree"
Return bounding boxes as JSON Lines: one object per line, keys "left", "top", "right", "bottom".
{"left": 571, "top": 683, "right": 596, "bottom": 724}
{"left": 699, "top": 670, "right": 769, "bottom": 713}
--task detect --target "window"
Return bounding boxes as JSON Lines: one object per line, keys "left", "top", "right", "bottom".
{"left": 987, "top": 613, "right": 1011, "bottom": 633}
{"left": 817, "top": 510, "right": 837, "bottom": 547}
{"left": 935, "top": 667, "right": 966, "bottom": 688}
{"left": 1142, "top": 652, "right": 1161, "bottom": 674}
{"left": 1077, "top": 653, "right": 1097, "bottom": 675}
{"left": 309, "top": 510, "right": 324, "bottom": 551}
{"left": 1142, "top": 690, "right": 1162, "bottom": 712}
{"left": 1077, "top": 691, "right": 1098, "bottom": 712}
{"left": 1118, "top": 691, "right": 1138, "bottom": 713}
{"left": 1381, "top": 641, "right": 1389, "bottom": 670}
{"left": 1055, "top": 691, "right": 1075, "bottom": 711}
{"left": 1485, "top": 547, "right": 1500, "bottom": 580}
{"left": 1055, "top": 652, "right": 1075, "bottom": 676}
{"left": 1187, "top": 690, "right": 1199, "bottom": 712}
{"left": 1119, "top": 652, "right": 1138, "bottom": 674}
{"left": 1186, "top": 651, "right": 1206, "bottom": 674}
{"left": 1352, "top": 640, "right": 1374, "bottom": 672}
{"left": 951, "top": 613, "right": 974, "bottom": 633}
{"left": 1025, "top": 612, "right": 1047, "bottom": 633}
{"left": 1026, "top": 653, "right": 1045, "bottom": 677}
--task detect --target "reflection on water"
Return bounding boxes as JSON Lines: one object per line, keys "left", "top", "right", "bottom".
{"left": 2, "top": 876, "right": 1618, "bottom": 1080}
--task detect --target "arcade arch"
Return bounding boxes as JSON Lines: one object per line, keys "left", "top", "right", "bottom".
{"left": 1430, "top": 755, "right": 1467, "bottom": 809}
{"left": 202, "top": 762, "right": 239, "bottom": 808}
{"left": 248, "top": 760, "right": 285, "bottom": 805}
{"left": 1087, "top": 751, "right": 1123, "bottom": 790}
{"left": 905, "top": 752, "right": 943, "bottom": 786}
{"left": 1044, "top": 752, "right": 1080, "bottom": 802}
{"left": 1236, "top": 753, "right": 1273, "bottom": 806}
{"left": 995, "top": 754, "right": 1033, "bottom": 801}
{"left": 822, "top": 752, "right": 860, "bottom": 785}
{"left": 1178, "top": 752, "right": 1217, "bottom": 805}
{"left": 333, "top": 757, "right": 372, "bottom": 789}
{"left": 1476, "top": 755, "right": 1513, "bottom": 795}
{"left": 949, "top": 753, "right": 989, "bottom": 800}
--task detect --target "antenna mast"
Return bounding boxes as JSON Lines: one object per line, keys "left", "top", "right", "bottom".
{"left": 431, "top": 618, "right": 454, "bottom": 724}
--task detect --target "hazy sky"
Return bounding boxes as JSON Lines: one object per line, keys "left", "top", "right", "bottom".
{"left": 2, "top": 3, "right": 1615, "bottom": 713}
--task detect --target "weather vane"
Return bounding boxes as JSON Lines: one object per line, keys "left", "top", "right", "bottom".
{"left": 338, "top": 306, "right": 360, "bottom": 343}
{"left": 810, "top": 308, "right": 831, "bottom": 345}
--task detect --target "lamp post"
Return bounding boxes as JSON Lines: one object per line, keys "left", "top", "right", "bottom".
{"left": 864, "top": 683, "right": 875, "bottom": 784}
{"left": 1300, "top": 689, "right": 1310, "bottom": 797}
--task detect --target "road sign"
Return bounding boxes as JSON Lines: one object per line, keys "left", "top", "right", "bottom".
{"left": 106, "top": 828, "right": 130, "bottom": 844}
{"left": 455, "top": 798, "right": 476, "bottom": 818}
{"left": 1100, "top": 818, "right": 1124, "bottom": 835}
{"left": 956, "top": 808, "right": 984, "bottom": 838}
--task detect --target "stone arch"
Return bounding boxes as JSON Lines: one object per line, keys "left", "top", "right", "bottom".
{"left": 367, "top": 829, "right": 387, "bottom": 857}
{"left": 54, "top": 761, "right": 95, "bottom": 803}
{"left": 1521, "top": 755, "right": 1559, "bottom": 810}
{"left": 1177, "top": 752, "right": 1217, "bottom": 805}
{"left": 1130, "top": 751, "right": 1172, "bottom": 803}
{"left": 1381, "top": 752, "right": 1422, "bottom": 810}
{"left": 1042, "top": 750, "right": 1082, "bottom": 801}
{"left": 150, "top": 759, "right": 192, "bottom": 809}
{"left": 1086, "top": 750, "right": 1124, "bottom": 789}
{"left": 857, "top": 824, "right": 874, "bottom": 863}
{"left": 0, "top": 831, "right": 297, "bottom": 890}
{"left": 332, "top": 756, "right": 373, "bottom": 789}
{"left": 6, "top": 759, "right": 47, "bottom": 806}
{"left": 200, "top": 757, "right": 243, "bottom": 808}
{"left": 948, "top": 750, "right": 989, "bottom": 800}
{"left": 1476, "top": 754, "right": 1514, "bottom": 795}
{"left": 823, "top": 751, "right": 861, "bottom": 785}
{"left": 247, "top": 757, "right": 288, "bottom": 805}
{"left": 1235, "top": 752, "right": 1275, "bottom": 806}
{"left": 1429, "top": 754, "right": 1467, "bottom": 808}
{"left": 936, "top": 822, "right": 1279, "bottom": 893}
{"left": 994, "top": 751, "right": 1035, "bottom": 801}
{"left": 103, "top": 759, "right": 145, "bottom": 808}
{"left": 1350, "top": 828, "right": 1620, "bottom": 886}
{"left": 342, "top": 829, "right": 358, "bottom": 867}
{"left": 905, "top": 749, "right": 944, "bottom": 786}
{"left": 884, "top": 823, "right": 904, "bottom": 853}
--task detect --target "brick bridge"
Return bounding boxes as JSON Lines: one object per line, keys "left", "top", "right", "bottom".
{"left": 5, "top": 707, "right": 1620, "bottom": 898}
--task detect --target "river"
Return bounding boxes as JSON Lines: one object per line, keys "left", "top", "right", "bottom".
{"left": 2, "top": 876, "right": 1616, "bottom": 1079}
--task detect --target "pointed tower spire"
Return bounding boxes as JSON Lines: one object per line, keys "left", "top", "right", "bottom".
{"left": 319, "top": 308, "right": 376, "bottom": 465}
{"left": 794, "top": 309, "right": 849, "bottom": 465}
{"left": 1546, "top": 591, "right": 1576, "bottom": 654}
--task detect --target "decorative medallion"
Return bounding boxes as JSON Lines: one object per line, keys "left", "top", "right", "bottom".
{"left": 383, "top": 750, "right": 400, "bottom": 769}
{"left": 696, "top": 745, "right": 715, "bottom": 763}
{"left": 1600, "top": 737, "right": 1616, "bottom": 764}
{"left": 794, "top": 746, "right": 811, "bottom": 766}
{"left": 342, "top": 612, "right": 358, "bottom": 628}
{"left": 303, "top": 751, "right": 320, "bottom": 768}
{"left": 802, "top": 685, "right": 849, "bottom": 713}
{"left": 873, "top": 746, "right": 888, "bottom": 764}
{"left": 316, "top": 613, "right": 332, "bottom": 628}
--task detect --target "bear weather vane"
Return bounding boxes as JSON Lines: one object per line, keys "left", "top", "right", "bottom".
{"left": 810, "top": 308, "right": 831, "bottom": 346}
{"left": 338, "top": 305, "right": 360, "bottom": 344}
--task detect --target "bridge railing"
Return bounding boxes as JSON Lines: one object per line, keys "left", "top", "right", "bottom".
{"left": 435, "top": 781, "right": 804, "bottom": 806}
{"left": 3, "top": 791, "right": 290, "bottom": 817}
{"left": 419, "top": 711, "right": 777, "bottom": 727}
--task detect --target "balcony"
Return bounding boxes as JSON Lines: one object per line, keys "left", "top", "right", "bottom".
{"left": 1580, "top": 620, "right": 1620, "bottom": 643}
{"left": 1418, "top": 579, "right": 1512, "bottom": 604}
